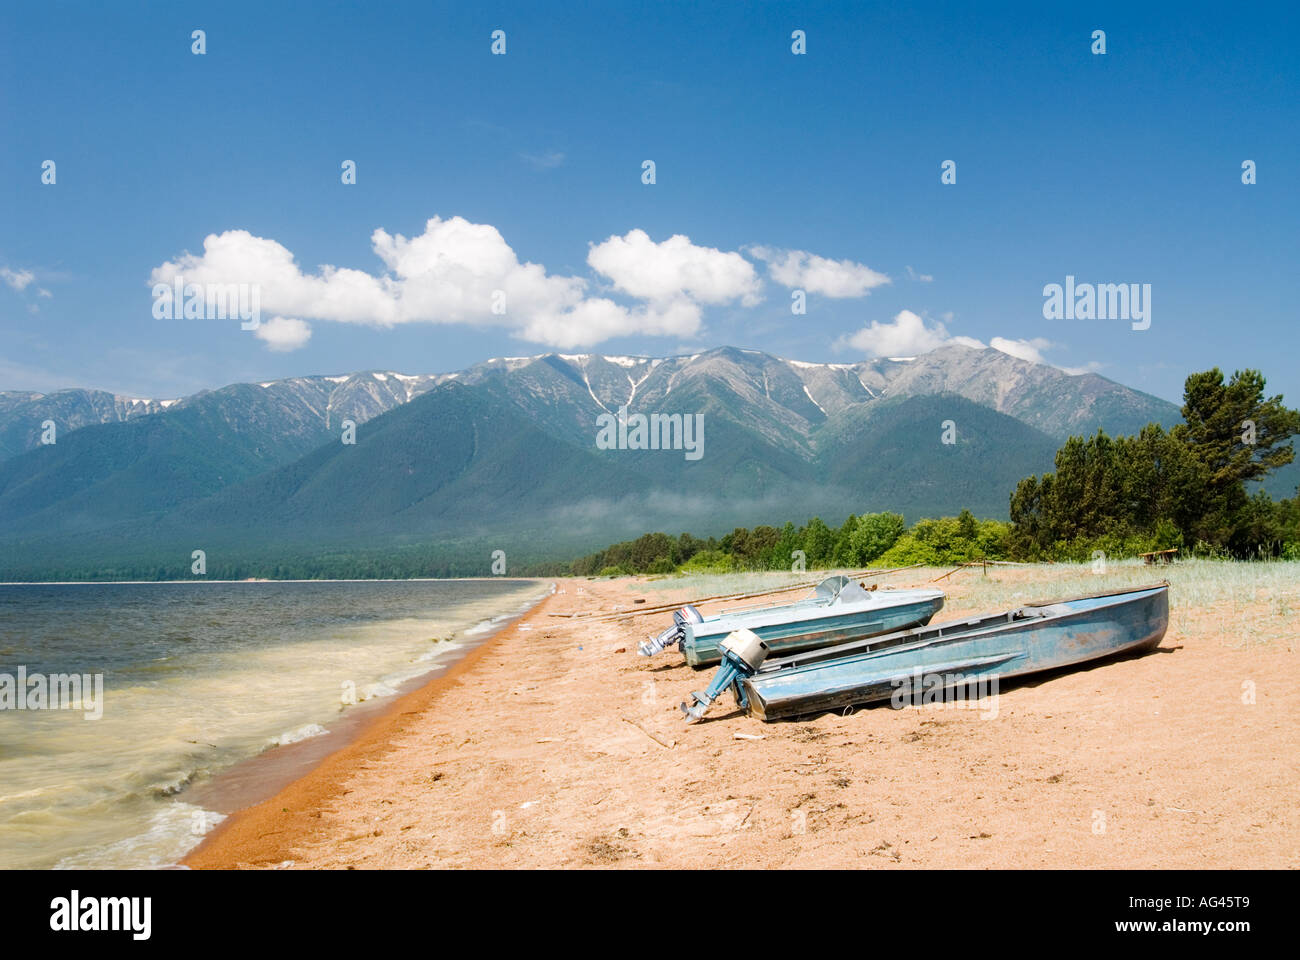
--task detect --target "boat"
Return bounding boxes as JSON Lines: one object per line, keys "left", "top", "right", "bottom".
{"left": 680, "top": 583, "right": 1169, "bottom": 722}
{"left": 640, "top": 575, "right": 945, "bottom": 667}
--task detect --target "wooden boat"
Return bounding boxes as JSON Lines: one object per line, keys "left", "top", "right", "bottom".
{"left": 642, "top": 575, "right": 945, "bottom": 667}
{"left": 682, "top": 583, "right": 1168, "bottom": 722}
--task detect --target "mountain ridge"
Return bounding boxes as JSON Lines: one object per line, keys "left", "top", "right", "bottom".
{"left": 0, "top": 344, "right": 1194, "bottom": 577}
{"left": 0, "top": 343, "right": 1181, "bottom": 461}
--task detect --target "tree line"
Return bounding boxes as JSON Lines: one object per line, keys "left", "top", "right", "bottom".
{"left": 1010, "top": 368, "right": 1299, "bottom": 559}
{"left": 569, "top": 509, "right": 1016, "bottom": 576}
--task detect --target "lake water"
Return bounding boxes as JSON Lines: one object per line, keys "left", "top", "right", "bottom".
{"left": 0, "top": 578, "right": 550, "bottom": 869}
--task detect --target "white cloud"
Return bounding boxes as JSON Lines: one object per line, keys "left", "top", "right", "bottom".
{"left": 989, "top": 336, "right": 1051, "bottom": 364}
{"left": 1, "top": 268, "right": 35, "bottom": 291}
{"left": 748, "top": 246, "right": 890, "bottom": 298}
{"left": 905, "top": 265, "right": 934, "bottom": 283}
{"left": 839, "top": 310, "right": 982, "bottom": 357}
{"left": 254, "top": 316, "right": 312, "bottom": 352}
{"left": 151, "top": 219, "right": 773, "bottom": 351}
{"left": 839, "top": 318, "right": 1102, "bottom": 373}
{"left": 1059, "top": 360, "right": 1104, "bottom": 376}
{"left": 588, "top": 229, "right": 762, "bottom": 307}
{"left": 991, "top": 337, "right": 1101, "bottom": 374}
{"left": 520, "top": 150, "right": 565, "bottom": 169}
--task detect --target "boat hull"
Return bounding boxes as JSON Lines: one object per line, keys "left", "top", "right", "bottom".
{"left": 740, "top": 584, "right": 1169, "bottom": 721}
{"left": 681, "top": 591, "right": 944, "bottom": 667}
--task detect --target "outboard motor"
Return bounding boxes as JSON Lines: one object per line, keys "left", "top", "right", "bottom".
{"left": 638, "top": 605, "right": 703, "bottom": 657}
{"left": 680, "top": 629, "right": 769, "bottom": 723}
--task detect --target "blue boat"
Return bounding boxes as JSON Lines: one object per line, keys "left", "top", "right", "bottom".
{"left": 641, "top": 576, "right": 945, "bottom": 667}
{"left": 680, "top": 583, "right": 1169, "bottom": 722}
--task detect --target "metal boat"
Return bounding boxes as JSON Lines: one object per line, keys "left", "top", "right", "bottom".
{"left": 680, "top": 583, "right": 1169, "bottom": 721}
{"left": 641, "top": 575, "right": 945, "bottom": 667}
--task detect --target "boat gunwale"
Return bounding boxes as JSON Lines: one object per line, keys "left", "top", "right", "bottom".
{"left": 688, "top": 588, "right": 947, "bottom": 639}
{"left": 682, "top": 597, "right": 946, "bottom": 659}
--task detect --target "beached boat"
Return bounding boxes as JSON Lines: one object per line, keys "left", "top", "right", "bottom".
{"left": 680, "top": 583, "right": 1169, "bottom": 722}
{"left": 640, "top": 575, "right": 945, "bottom": 666}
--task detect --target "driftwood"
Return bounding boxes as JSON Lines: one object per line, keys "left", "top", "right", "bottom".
{"left": 929, "top": 558, "right": 1030, "bottom": 583}
{"left": 621, "top": 717, "right": 675, "bottom": 750}
{"left": 555, "top": 564, "right": 927, "bottom": 622}
{"left": 1139, "top": 548, "right": 1179, "bottom": 565}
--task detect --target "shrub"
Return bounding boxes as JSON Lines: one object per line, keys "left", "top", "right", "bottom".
{"left": 679, "top": 549, "right": 732, "bottom": 573}
{"left": 849, "top": 512, "right": 905, "bottom": 564}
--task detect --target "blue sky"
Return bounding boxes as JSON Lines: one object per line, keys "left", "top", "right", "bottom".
{"left": 2, "top": 0, "right": 1297, "bottom": 406}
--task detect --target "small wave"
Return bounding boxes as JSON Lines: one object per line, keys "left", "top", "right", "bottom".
{"left": 413, "top": 640, "right": 462, "bottom": 663}
{"left": 54, "top": 801, "right": 225, "bottom": 870}
{"left": 268, "top": 723, "right": 329, "bottom": 747}
{"left": 149, "top": 770, "right": 199, "bottom": 798}
{"left": 464, "top": 613, "right": 512, "bottom": 637}
{"left": 0, "top": 785, "right": 58, "bottom": 805}
{"left": 356, "top": 682, "right": 398, "bottom": 702}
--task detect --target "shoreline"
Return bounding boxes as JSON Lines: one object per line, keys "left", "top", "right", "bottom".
{"left": 181, "top": 583, "right": 555, "bottom": 868}
{"left": 182, "top": 568, "right": 1299, "bottom": 869}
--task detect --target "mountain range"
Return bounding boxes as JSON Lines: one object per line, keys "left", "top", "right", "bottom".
{"left": 0, "top": 345, "right": 1192, "bottom": 579}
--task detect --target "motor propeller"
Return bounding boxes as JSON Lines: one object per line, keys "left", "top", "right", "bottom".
{"left": 637, "top": 604, "right": 704, "bottom": 657}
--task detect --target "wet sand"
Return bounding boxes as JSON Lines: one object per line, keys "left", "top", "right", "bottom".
{"left": 184, "top": 568, "right": 1300, "bottom": 869}
{"left": 181, "top": 605, "right": 539, "bottom": 819}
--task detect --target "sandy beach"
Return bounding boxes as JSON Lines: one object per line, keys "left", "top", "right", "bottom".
{"left": 184, "top": 565, "right": 1300, "bottom": 869}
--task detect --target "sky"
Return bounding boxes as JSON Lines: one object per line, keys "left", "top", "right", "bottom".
{"left": 2, "top": 0, "right": 1297, "bottom": 405}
